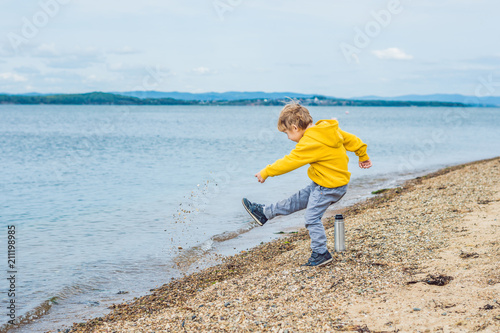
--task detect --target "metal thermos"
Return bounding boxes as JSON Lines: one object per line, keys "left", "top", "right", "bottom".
{"left": 334, "top": 214, "right": 346, "bottom": 252}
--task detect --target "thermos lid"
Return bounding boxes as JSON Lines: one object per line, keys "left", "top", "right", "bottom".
{"left": 335, "top": 214, "right": 344, "bottom": 219}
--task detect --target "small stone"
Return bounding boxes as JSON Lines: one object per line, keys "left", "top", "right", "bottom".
{"left": 413, "top": 307, "right": 421, "bottom": 311}
{"left": 442, "top": 312, "right": 447, "bottom": 316}
{"left": 224, "top": 302, "right": 230, "bottom": 307}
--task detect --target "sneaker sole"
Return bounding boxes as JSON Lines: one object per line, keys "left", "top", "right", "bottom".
{"left": 317, "top": 257, "right": 333, "bottom": 267}
{"left": 241, "top": 198, "right": 264, "bottom": 226}
{"left": 302, "top": 257, "right": 333, "bottom": 267}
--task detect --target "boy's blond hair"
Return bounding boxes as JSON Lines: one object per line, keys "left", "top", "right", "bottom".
{"left": 277, "top": 101, "right": 313, "bottom": 132}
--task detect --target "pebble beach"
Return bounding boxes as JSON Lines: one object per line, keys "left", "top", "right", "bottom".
{"left": 64, "top": 157, "right": 500, "bottom": 333}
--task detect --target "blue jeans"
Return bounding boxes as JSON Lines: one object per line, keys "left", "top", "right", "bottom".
{"left": 263, "top": 182, "right": 347, "bottom": 254}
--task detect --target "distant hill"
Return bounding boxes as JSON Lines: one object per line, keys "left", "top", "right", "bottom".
{"left": 0, "top": 92, "right": 48, "bottom": 96}
{"left": 112, "top": 91, "right": 320, "bottom": 101}
{"left": 5, "top": 91, "right": 499, "bottom": 106}
{"left": 353, "top": 94, "right": 500, "bottom": 107}
{"left": 5, "top": 91, "right": 500, "bottom": 106}
{"left": 113, "top": 91, "right": 500, "bottom": 106}
{"left": 0, "top": 92, "right": 476, "bottom": 107}
{"left": 0, "top": 92, "right": 195, "bottom": 105}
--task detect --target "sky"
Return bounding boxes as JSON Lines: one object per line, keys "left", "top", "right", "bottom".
{"left": 0, "top": 0, "right": 499, "bottom": 97}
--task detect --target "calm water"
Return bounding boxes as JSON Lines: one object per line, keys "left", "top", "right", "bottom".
{"left": 1, "top": 105, "right": 499, "bottom": 332}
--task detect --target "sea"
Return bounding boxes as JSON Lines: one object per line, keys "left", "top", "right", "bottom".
{"left": 1, "top": 105, "right": 499, "bottom": 332}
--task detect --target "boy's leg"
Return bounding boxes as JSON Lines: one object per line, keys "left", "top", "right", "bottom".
{"left": 263, "top": 182, "right": 315, "bottom": 220}
{"left": 304, "top": 184, "right": 348, "bottom": 254}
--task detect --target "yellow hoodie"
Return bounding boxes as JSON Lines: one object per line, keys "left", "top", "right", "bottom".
{"left": 260, "top": 119, "right": 369, "bottom": 188}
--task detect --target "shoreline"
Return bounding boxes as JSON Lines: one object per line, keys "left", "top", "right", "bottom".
{"left": 1, "top": 163, "right": 452, "bottom": 333}
{"left": 58, "top": 156, "right": 500, "bottom": 332}
{"left": 4, "top": 157, "right": 497, "bottom": 332}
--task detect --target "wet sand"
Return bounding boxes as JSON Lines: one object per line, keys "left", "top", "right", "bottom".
{"left": 65, "top": 157, "right": 500, "bottom": 332}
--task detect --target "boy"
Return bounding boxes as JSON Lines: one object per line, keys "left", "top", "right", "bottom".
{"left": 242, "top": 102, "right": 372, "bottom": 266}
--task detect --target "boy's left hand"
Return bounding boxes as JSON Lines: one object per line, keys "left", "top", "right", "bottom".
{"left": 255, "top": 172, "right": 265, "bottom": 183}
{"left": 359, "top": 159, "right": 372, "bottom": 169}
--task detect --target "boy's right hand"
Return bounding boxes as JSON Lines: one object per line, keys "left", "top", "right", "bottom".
{"left": 359, "top": 159, "right": 372, "bottom": 169}
{"left": 255, "top": 172, "right": 265, "bottom": 183}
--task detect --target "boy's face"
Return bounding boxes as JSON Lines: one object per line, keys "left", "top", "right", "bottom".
{"left": 284, "top": 125, "right": 306, "bottom": 143}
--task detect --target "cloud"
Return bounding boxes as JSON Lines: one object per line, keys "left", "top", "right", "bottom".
{"left": 44, "top": 48, "right": 105, "bottom": 69}
{"left": 276, "top": 63, "right": 313, "bottom": 68}
{"left": 45, "top": 56, "right": 99, "bottom": 69}
{"left": 372, "top": 48, "right": 413, "bottom": 60}
{"left": 1, "top": 43, "right": 105, "bottom": 69}
{"left": 40, "top": 46, "right": 141, "bottom": 69}
{"left": 83, "top": 74, "right": 103, "bottom": 83}
{"left": 191, "top": 67, "right": 214, "bottom": 75}
{"left": 14, "top": 66, "right": 41, "bottom": 74}
{"left": 107, "top": 46, "right": 140, "bottom": 55}
{"left": 0, "top": 43, "right": 11, "bottom": 57}
{"left": 459, "top": 55, "right": 500, "bottom": 69}
{"left": 0, "top": 42, "right": 52, "bottom": 57}
{"left": 0, "top": 72, "right": 28, "bottom": 82}
{"left": 106, "top": 62, "right": 145, "bottom": 72}
{"left": 35, "top": 43, "right": 59, "bottom": 57}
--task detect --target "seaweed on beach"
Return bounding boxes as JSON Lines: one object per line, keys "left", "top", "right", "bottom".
{"left": 424, "top": 274, "right": 454, "bottom": 286}
{"left": 459, "top": 251, "right": 479, "bottom": 259}
{"left": 407, "top": 274, "right": 454, "bottom": 286}
{"left": 334, "top": 324, "right": 398, "bottom": 333}
{"left": 371, "top": 188, "right": 390, "bottom": 195}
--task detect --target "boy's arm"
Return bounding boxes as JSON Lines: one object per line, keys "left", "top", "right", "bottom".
{"left": 339, "top": 129, "right": 370, "bottom": 162}
{"left": 259, "top": 139, "right": 319, "bottom": 181}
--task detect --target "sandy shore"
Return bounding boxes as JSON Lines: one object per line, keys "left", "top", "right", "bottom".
{"left": 66, "top": 157, "right": 500, "bottom": 332}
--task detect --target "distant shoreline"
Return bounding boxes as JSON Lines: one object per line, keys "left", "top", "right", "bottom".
{"left": 0, "top": 92, "right": 493, "bottom": 107}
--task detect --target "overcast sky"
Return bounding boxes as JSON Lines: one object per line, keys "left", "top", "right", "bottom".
{"left": 0, "top": 0, "right": 499, "bottom": 97}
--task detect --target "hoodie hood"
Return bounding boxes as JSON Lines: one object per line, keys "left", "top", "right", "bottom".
{"left": 303, "top": 119, "right": 343, "bottom": 148}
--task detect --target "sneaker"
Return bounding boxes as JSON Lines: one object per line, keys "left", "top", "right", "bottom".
{"left": 302, "top": 250, "right": 333, "bottom": 267}
{"left": 242, "top": 198, "right": 268, "bottom": 226}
